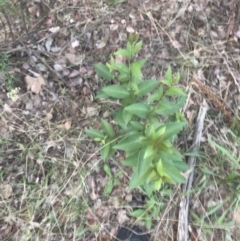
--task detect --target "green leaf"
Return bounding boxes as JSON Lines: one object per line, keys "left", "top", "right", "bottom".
{"left": 122, "top": 152, "right": 138, "bottom": 167}
{"left": 162, "top": 121, "right": 186, "bottom": 141}
{"left": 132, "top": 40, "right": 143, "bottom": 56}
{"left": 143, "top": 182, "right": 156, "bottom": 196}
{"left": 208, "top": 138, "right": 240, "bottom": 168}
{"left": 130, "top": 59, "right": 146, "bottom": 80}
{"left": 147, "top": 87, "right": 163, "bottom": 102}
{"left": 172, "top": 72, "right": 180, "bottom": 84}
{"left": 144, "top": 145, "right": 154, "bottom": 158}
{"left": 136, "top": 80, "right": 159, "bottom": 97}
{"left": 154, "top": 179, "right": 162, "bottom": 191}
{"left": 128, "top": 33, "right": 139, "bottom": 45}
{"left": 115, "top": 107, "right": 125, "bottom": 126}
{"left": 172, "top": 161, "right": 189, "bottom": 172}
{"left": 124, "top": 103, "right": 150, "bottom": 118}
{"left": 96, "top": 90, "right": 109, "bottom": 99}
{"left": 104, "top": 179, "right": 113, "bottom": 195}
{"left": 102, "top": 85, "right": 130, "bottom": 99}
{"left": 165, "top": 66, "right": 172, "bottom": 84}
{"left": 155, "top": 125, "right": 166, "bottom": 138}
{"left": 165, "top": 86, "right": 186, "bottom": 96}
{"left": 130, "top": 121, "right": 145, "bottom": 131}
{"left": 101, "top": 119, "right": 114, "bottom": 137}
{"left": 118, "top": 72, "right": 129, "bottom": 83}
{"left": 123, "top": 109, "right": 133, "bottom": 125}
{"left": 145, "top": 215, "right": 152, "bottom": 230}
{"left": 104, "top": 164, "right": 112, "bottom": 177}
{"left": 108, "top": 0, "right": 126, "bottom": 6}
{"left": 86, "top": 128, "right": 104, "bottom": 140}
{"left": 113, "top": 134, "right": 145, "bottom": 151}
{"left": 101, "top": 143, "right": 111, "bottom": 161}
{"left": 129, "top": 168, "right": 152, "bottom": 188}
{"left": 145, "top": 169, "right": 159, "bottom": 183}
{"left": 154, "top": 96, "right": 186, "bottom": 116}
{"left": 112, "top": 63, "right": 129, "bottom": 74}
{"left": 137, "top": 147, "right": 153, "bottom": 177}
{"left": 127, "top": 41, "right": 132, "bottom": 58}
{"left": 161, "top": 159, "right": 185, "bottom": 183}
{"left": 94, "top": 63, "right": 113, "bottom": 80}
{"left": 114, "top": 48, "right": 131, "bottom": 58}
{"left": 131, "top": 209, "right": 145, "bottom": 218}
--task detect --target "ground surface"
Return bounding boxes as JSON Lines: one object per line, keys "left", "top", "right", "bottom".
{"left": 0, "top": 0, "right": 240, "bottom": 240}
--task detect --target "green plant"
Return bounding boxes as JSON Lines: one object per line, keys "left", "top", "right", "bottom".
{"left": 86, "top": 34, "right": 188, "bottom": 196}
{"left": 0, "top": 53, "right": 15, "bottom": 91}
{"left": 103, "top": 164, "right": 121, "bottom": 195}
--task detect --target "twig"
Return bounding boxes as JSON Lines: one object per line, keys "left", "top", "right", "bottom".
{"left": 177, "top": 99, "right": 209, "bottom": 241}
{"left": 1, "top": 6, "right": 15, "bottom": 42}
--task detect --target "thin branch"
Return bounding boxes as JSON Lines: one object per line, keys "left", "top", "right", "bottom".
{"left": 177, "top": 99, "right": 209, "bottom": 241}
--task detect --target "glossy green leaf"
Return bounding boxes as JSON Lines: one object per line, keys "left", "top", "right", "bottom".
{"left": 145, "top": 169, "right": 159, "bottom": 183}
{"left": 145, "top": 124, "right": 155, "bottom": 138}
{"left": 127, "top": 41, "right": 132, "bottom": 58}
{"left": 104, "top": 179, "right": 113, "bottom": 195}
{"left": 145, "top": 215, "right": 152, "bottom": 230}
{"left": 154, "top": 96, "right": 186, "bottom": 116}
{"left": 129, "top": 168, "right": 152, "bottom": 188}
{"left": 118, "top": 72, "right": 129, "bottom": 83}
{"left": 112, "top": 63, "right": 129, "bottom": 73}
{"left": 122, "top": 153, "right": 138, "bottom": 167}
{"left": 114, "top": 48, "right": 131, "bottom": 58}
{"left": 104, "top": 164, "right": 112, "bottom": 177}
{"left": 132, "top": 40, "right": 143, "bottom": 56}
{"left": 94, "top": 63, "right": 113, "bottom": 80}
{"left": 101, "top": 143, "right": 111, "bottom": 161}
{"left": 130, "top": 59, "right": 146, "bottom": 79}
{"left": 96, "top": 90, "right": 109, "bottom": 99}
{"left": 136, "top": 80, "right": 159, "bottom": 97}
{"left": 113, "top": 134, "right": 145, "bottom": 151}
{"left": 172, "top": 72, "right": 180, "bottom": 84}
{"left": 208, "top": 138, "right": 240, "bottom": 168}
{"left": 144, "top": 145, "right": 154, "bottom": 158}
{"left": 143, "top": 182, "right": 156, "bottom": 196}
{"left": 162, "top": 121, "right": 186, "bottom": 141}
{"left": 165, "top": 66, "right": 172, "bottom": 84}
{"left": 155, "top": 125, "right": 166, "bottom": 138}
{"left": 102, "top": 85, "right": 130, "bottom": 99}
{"left": 128, "top": 33, "right": 139, "bottom": 45}
{"left": 86, "top": 128, "right": 104, "bottom": 140}
{"left": 123, "top": 109, "right": 133, "bottom": 125}
{"left": 137, "top": 147, "right": 153, "bottom": 177}
{"left": 147, "top": 87, "right": 163, "bottom": 102}
{"left": 161, "top": 159, "right": 185, "bottom": 183}
{"left": 130, "top": 121, "right": 145, "bottom": 131}
{"left": 154, "top": 179, "right": 162, "bottom": 191}
{"left": 101, "top": 119, "right": 114, "bottom": 137}
{"left": 131, "top": 209, "right": 145, "bottom": 218}
{"left": 172, "top": 161, "right": 189, "bottom": 172}
{"left": 165, "top": 86, "right": 186, "bottom": 96}
{"left": 124, "top": 103, "right": 150, "bottom": 118}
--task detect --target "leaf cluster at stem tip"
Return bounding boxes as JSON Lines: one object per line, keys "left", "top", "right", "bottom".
{"left": 86, "top": 33, "right": 188, "bottom": 197}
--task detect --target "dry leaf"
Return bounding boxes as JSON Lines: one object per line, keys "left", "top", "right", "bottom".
{"left": 117, "top": 210, "right": 129, "bottom": 225}
{"left": 233, "top": 206, "right": 240, "bottom": 224}
{"left": 0, "top": 184, "right": 13, "bottom": 199}
{"left": 71, "top": 40, "right": 80, "bottom": 48}
{"left": 25, "top": 75, "right": 46, "bottom": 94}
{"left": 49, "top": 26, "right": 60, "bottom": 33}
{"left": 65, "top": 53, "right": 84, "bottom": 65}
{"left": 64, "top": 120, "right": 71, "bottom": 130}
{"left": 126, "top": 25, "right": 135, "bottom": 33}
{"left": 95, "top": 40, "right": 107, "bottom": 49}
